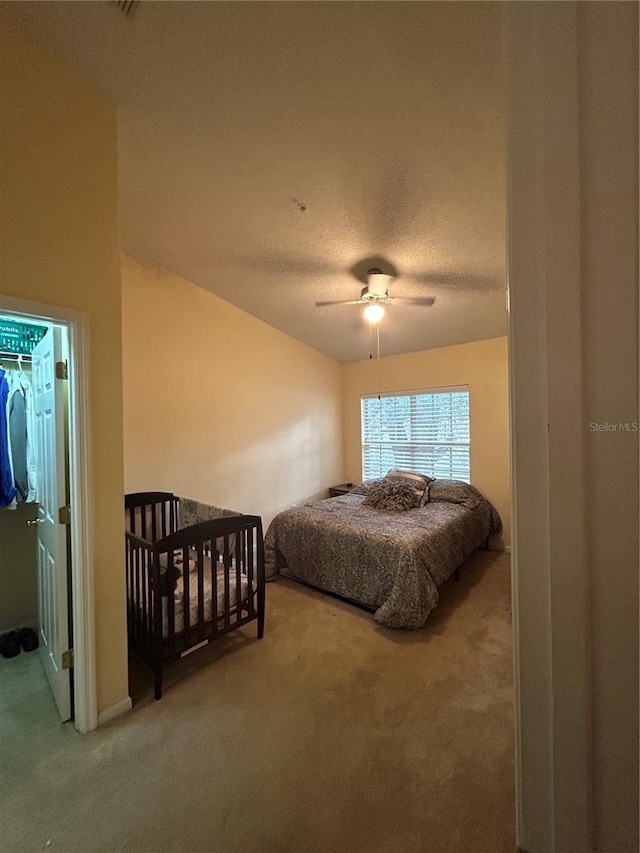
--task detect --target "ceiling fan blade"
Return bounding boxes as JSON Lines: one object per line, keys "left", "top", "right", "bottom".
{"left": 391, "top": 296, "right": 436, "bottom": 307}
{"left": 315, "top": 299, "right": 364, "bottom": 307}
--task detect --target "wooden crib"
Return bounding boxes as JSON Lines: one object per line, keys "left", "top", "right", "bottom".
{"left": 125, "top": 492, "right": 265, "bottom": 699}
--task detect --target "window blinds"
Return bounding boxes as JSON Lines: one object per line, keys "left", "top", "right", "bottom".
{"left": 361, "top": 389, "right": 470, "bottom": 482}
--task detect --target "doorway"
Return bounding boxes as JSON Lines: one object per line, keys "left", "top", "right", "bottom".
{"left": 0, "top": 314, "right": 72, "bottom": 727}
{"left": 0, "top": 296, "right": 96, "bottom": 734}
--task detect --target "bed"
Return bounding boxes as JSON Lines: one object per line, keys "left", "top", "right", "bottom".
{"left": 264, "top": 478, "right": 501, "bottom": 629}
{"left": 125, "top": 492, "right": 265, "bottom": 699}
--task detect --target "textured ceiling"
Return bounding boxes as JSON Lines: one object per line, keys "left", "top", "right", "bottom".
{"left": 2, "top": 1, "right": 506, "bottom": 362}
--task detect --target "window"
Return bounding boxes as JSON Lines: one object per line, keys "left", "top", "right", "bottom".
{"left": 361, "top": 388, "right": 470, "bottom": 482}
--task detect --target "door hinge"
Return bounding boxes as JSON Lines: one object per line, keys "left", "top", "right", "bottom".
{"left": 58, "top": 505, "right": 71, "bottom": 525}
{"left": 62, "top": 649, "right": 74, "bottom": 670}
{"left": 55, "top": 360, "right": 68, "bottom": 380}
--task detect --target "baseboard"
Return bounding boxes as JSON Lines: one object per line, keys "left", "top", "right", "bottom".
{"left": 97, "top": 695, "right": 132, "bottom": 727}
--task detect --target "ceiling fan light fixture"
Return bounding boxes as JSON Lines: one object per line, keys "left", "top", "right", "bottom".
{"left": 364, "top": 303, "right": 385, "bottom": 324}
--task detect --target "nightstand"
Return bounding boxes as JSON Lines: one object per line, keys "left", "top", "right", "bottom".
{"left": 328, "top": 483, "right": 355, "bottom": 497}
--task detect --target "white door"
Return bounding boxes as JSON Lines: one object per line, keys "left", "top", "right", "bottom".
{"left": 32, "top": 326, "right": 70, "bottom": 722}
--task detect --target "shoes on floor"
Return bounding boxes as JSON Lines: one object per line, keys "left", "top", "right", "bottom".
{"left": 17, "top": 627, "right": 38, "bottom": 652}
{"left": 0, "top": 627, "right": 39, "bottom": 658}
{"left": 0, "top": 631, "right": 21, "bottom": 658}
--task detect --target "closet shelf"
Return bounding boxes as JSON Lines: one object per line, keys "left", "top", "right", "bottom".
{"left": 0, "top": 353, "right": 32, "bottom": 362}
{"left": 0, "top": 319, "right": 47, "bottom": 356}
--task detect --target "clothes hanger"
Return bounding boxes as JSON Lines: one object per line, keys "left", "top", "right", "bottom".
{"left": 17, "top": 354, "right": 30, "bottom": 391}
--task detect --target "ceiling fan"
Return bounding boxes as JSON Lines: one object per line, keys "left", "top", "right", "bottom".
{"left": 315, "top": 268, "right": 435, "bottom": 322}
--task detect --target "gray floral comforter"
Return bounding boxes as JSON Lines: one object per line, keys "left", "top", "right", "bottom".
{"left": 264, "top": 493, "right": 501, "bottom": 629}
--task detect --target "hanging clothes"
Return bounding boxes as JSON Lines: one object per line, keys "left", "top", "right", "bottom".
{"left": 22, "top": 368, "right": 37, "bottom": 502}
{"left": 0, "top": 368, "right": 17, "bottom": 508}
{"left": 7, "top": 366, "right": 36, "bottom": 503}
{"left": 9, "top": 384, "right": 28, "bottom": 501}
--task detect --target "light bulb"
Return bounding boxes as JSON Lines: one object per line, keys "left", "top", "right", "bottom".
{"left": 364, "top": 303, "right": 385, "bottom": 324}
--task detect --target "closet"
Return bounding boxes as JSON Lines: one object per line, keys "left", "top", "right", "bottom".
{"left": 0, "top": 315, "right": 72, "bottom": 724}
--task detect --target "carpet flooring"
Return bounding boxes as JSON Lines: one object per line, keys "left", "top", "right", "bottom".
{"left": 1, "top": 549, "right": 514, "bottom": 853}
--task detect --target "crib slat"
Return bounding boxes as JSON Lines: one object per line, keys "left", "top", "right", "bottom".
{"left": 210, "top": 536, "right": 218, "bottom": 637}
{"left": 257, "top": 519, "right": 265, "bottom": 639}
{"left": 137, "top": 544, "right": 143, "bottom": 654}
{"left": 140, "top": 544, "right": 147, "bottom": 646}
{"left": 150, "top": 547, "right": 156, "bottom": 657}
{"left": 134, "top": 541, "right": 142, "bottom": 649}
{"left": 196, "top": 542, "right": 205, "bottom": 642}
{"left": 166, "top": 548, "right": 176, "bottom": 659}
{"left": 141, "top": 547, "right": 148, "bottom": 654}
{"left": 126, "top": 537, "right": 134, "bottom": 641}
{"left": 143, "top": 544, "right": 149, "bottom": 655}
{"left": 182, "top": 544, "right": 190, "bottom": 640}
{"left": 235, "top": 529, "right": 243, "bottom": 623}
{"left": 127, "top": 542, "right": 138, "bottom": 643}
{"left": 223, "top": 533, "right": 231, "bottom": 631}
{"left": 247, "top": 527, "right": 255, "bottom": 618}
{"left": 152, "top": 544, "right": 162, "bottom": 690}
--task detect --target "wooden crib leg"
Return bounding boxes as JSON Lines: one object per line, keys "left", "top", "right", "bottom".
{"left": 154, "top": 666, "right": 163, "bottom": 701}
{"left": 257, "top": 589, "right": 265, "bottom": 639}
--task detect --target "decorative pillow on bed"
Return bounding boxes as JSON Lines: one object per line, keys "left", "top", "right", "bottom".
{"left": 384, "top": 469, "right": 433, "bottom": 505}
{"left": 350, "top": 478, "right": 385, "bottom": 496}
{"left": 362, "top": 479, "right": 421, "bottom": 512}
{"left": 428, "top": 479, "right": 484, "bottom": 510}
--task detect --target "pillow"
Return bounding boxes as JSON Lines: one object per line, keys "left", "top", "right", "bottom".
{"left": 362, "top": 479, "right": 421, "bottom": 512}
{"left": 384, "top": 469, "right": 433, "bottom": 505}
{"left": 350, "top": 478, "right": 385, "bottom": 496}
{"left": 428, "top": 479, "right": 483, "bottom": 510}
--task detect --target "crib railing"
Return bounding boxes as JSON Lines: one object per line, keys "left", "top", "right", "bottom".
{"left": 125, "top": 491, "right": 179, "bottom": 541}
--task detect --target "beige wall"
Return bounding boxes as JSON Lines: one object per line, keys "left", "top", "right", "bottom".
{"left": 0, "top": 28, "right": 126, "bottom": 714}
{"left": 342, "top": 337, "right": 510, "bottom": 545}
{"left": 121, "top": 257, "right": 343, "bottom": 531}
